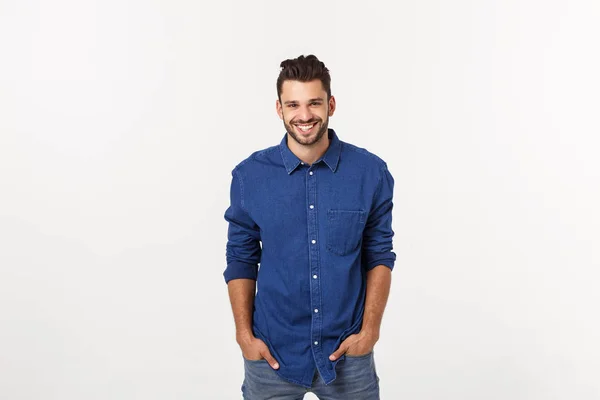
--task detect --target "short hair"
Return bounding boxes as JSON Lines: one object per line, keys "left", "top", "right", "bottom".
{"left": 276, "top": 55, "right": 331, "bottom": 100}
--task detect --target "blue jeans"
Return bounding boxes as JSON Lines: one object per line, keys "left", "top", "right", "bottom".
{"left": 241, "top": 351, "right": 380, "bottom": 400}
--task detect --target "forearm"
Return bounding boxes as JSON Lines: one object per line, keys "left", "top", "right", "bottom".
{"left": 361, "top": 265, "right": 392, "bottom": 338}
{"left": 227, "top": 278, "right": 256, "bottom": 343}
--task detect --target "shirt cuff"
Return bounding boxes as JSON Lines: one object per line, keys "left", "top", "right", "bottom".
{"left": 223, "top": 261, "right": 259, "bottom": 283}
{"left": 363, "top": 253, "right": 396, "bottom": 272}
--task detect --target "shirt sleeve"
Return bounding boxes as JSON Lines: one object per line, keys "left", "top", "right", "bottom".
{"left": 223, "top": 168, "right": 262, "bottom": 283}
{"left": 362, "top": 163, "right": 397, "bottom": 271}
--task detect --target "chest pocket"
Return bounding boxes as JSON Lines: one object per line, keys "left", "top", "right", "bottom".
{"left": 326, "top": 209, "right": 367, "bottom": 256}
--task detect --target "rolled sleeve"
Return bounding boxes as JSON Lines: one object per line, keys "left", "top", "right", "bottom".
{"left": 223, "top": 168, "right": 261, "bottom": 283}
{"left": 362, "top": 164, "right": 397, "bottom": 271}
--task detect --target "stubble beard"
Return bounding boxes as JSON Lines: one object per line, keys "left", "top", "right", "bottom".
{"left": 284, "top": 116, "right": 329, "bottom": 147}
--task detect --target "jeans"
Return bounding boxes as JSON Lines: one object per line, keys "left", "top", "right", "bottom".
{"left": 241, "top": 351, "right": 380, "bottom": 400}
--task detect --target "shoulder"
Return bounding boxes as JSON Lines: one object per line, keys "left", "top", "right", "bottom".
{"left": 340, "top": 140, "right": 389, "bottom": 172}
{"left": 230, "top": 144, "right": 280, "bottom": 176}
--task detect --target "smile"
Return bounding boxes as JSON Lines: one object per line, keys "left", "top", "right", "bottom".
{"left": 295, "top": 122, "right": 317, "bottom": 134}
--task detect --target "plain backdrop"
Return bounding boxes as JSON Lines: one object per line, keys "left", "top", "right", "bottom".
{"left": 1, "top": 0, "right": 599, "bottom": 399}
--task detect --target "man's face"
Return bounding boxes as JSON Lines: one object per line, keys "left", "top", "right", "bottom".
{"left": 276, "top": 79, "right": 336, "bottom": 147}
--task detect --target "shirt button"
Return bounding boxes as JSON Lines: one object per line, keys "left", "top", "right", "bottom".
{"left": 313, "top": 274, "right": 318, "bottom": 279}
{"left": 314, "top": 309, "right": 319, "bottom": 313}
{"left": 311, "top": 239, "right": 316, "bottom": 244}
{"left": 314, "top": 341, "right": 319, "bottom": 345}
{"left": 309, "top": 205, "right": 314, "bottom": 209}
{"left": 309, "top": 171, "right": 313, "bottom": 175}
{"left": 301, "top": 162, "right": 304, "bottom": 165}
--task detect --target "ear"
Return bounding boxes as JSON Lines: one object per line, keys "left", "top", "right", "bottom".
{"left": 276, "top": 99, "right": 283, "bottom": 120}
{"left": 328, "top": 95, "right": 336, "bottom": 117}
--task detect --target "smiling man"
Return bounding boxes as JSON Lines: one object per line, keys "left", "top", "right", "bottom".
{"left": 224, "top": 55, "right": 396, "bottom": 399}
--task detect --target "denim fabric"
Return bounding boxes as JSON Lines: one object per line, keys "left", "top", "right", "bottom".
{"left": 242, "top": 351, "right": 380, "bottom": 399}
{"left": 224, "top": 129, "right": 396, "bottom": 388}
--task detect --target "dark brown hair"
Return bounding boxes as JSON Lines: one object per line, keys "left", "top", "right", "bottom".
{"left": 276, "top": 55, "right": 331, "bottom": 100}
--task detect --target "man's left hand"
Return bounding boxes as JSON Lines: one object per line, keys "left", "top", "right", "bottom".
{"left": 329, "top": 330, "right": 379, "bottom": 361}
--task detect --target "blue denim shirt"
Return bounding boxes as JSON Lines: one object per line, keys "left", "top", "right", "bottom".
{"left": 224, "top": 128, "right": 396, "bottom": 388}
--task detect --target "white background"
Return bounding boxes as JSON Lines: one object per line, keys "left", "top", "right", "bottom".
{"left": 1, "top": 0, "right": 599, "bottom": 399}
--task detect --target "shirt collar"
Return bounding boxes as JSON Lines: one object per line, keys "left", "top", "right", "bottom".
{"left": 279, "top": 128, "right": 342, "bottom": 175}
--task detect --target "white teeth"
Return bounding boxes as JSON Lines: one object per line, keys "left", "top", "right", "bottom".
{"left": 297, "top": 124, "right": 315, "bottom": 131}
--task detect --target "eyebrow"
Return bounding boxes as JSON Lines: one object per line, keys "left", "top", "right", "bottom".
{"left": 283, "top": 98, "right": 325, "bottom": 105}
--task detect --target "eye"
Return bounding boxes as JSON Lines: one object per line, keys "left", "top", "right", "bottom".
{"left": 288, "top": 104, "right": 298, "bottom": 108}
{"left": 311, "top": 102, "right": 321, "bottom": 106}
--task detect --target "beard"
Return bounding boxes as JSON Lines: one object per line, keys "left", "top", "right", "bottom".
{"left": 284, "top": 115, "right": 329, "bottom": 147}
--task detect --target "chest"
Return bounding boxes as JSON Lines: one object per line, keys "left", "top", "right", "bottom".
{"left": 245, "top": 167, "right": 375, "bottom": 234}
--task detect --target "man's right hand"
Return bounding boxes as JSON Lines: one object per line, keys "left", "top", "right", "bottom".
{"left": 237, "top": 333, "right": 280, "bottom": 370}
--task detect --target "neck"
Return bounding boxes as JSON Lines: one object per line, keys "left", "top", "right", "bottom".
{"left": 287, "top": 133, "right": 330, "bottom": 165}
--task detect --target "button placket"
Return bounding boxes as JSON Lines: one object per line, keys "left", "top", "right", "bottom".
{"left": 306, "top": 165, "right": 325, "bottom": 375}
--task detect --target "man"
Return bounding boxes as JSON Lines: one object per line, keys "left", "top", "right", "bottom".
{"left": 224, "top": 54, "right": 396, "bottom": 399}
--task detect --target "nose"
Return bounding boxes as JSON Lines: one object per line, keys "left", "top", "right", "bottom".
{"left": 297, "top": 105, "right": 312, "bottom": 122}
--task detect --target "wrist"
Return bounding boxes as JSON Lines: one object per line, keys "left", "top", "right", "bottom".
{"left": 359, "top": 328, "right": 380, "bottom": 342}
{"left": 236, "top": 330, "right": 254, "bottom": 345}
